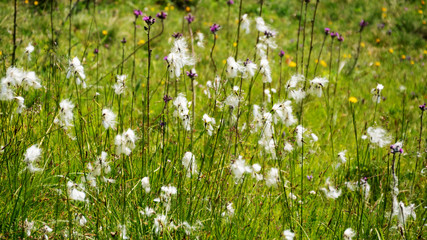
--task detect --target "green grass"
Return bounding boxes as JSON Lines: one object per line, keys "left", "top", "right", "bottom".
{"left": 0, "top": 0, "right": 426, "bottom": 239}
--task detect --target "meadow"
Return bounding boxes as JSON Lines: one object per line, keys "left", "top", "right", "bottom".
{"left": 0, "top": 0, "right": 426, "bottom": 239}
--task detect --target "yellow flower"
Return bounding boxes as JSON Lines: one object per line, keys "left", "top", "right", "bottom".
{"left": 102, "top": 30, "right": 108, "bottom": 36}
{"left": 423, "top": 20, "right": 426, "bottom": 25}
{"left": 34, "top": 1, "right": 38, "bottom": 5}
{"left": 186, "top": 6, "right": 191, "bottom": 12}
{"left": 424, "top": 50, "right": 427, "bottom": 54}
{"left": 151, "top": 7, "right": 154, "bottom": 12}
{"left": 170, "top": 6, "right": 175, "bottom": 10}
{"left": 161, "top": 81, "right": 165, "bottom": 85}
{"left": 285, "top": 54, "right": 290, "bottom": 59}
{"left": 215, "top": 35, "right": 218, "bottom": 39}
{"left": 360, "top": 42, "right": 365, "bottom": 48}
{"left": 376, "top": 38, "right": 380, "bottom": 43}
{"left": 410, "top": 61, "right": 414, "bottom": 65}
{"left": 375, "top": 61, "right": 381, "bottom": 66}
{"left": 389, "top": 48, "right": 394, "bottom": 53}
{"left": 343, "top": 54, "right": 347, "bottom": 58}
{"left": 289, "top": 61, "right": 297, "bottom": 67}
{"left": 382, "top": 13, "right": 387, "bottom": 18}
{"left": 382, "top": 7, "right": 387, "bottom": 12}
{"left": 164, "top": 6, "right": 169, "bottom": 11}
{"left": 320, "top": 60, "right": 327, "bottom": 67}
{"left": 138, "top": 40, "right": 145, "bottom": 45}
{"left": 315, "top": 59, "right": 319, "bottom": 63}
{"left": 0, "top": 51, "right": 2, "bottom": 56}
{"left": 401, "top": 55, "right": 406, "bottom": 60}
{"left": 348, "top": 54, "right": 352, "bottom": 59}
{"left": 418, "top": 10, "right": 423, "bottom": 14}
{"left": 25, "top": 0, "right": 29, "bottom": 3}
{"left": 233, "top": 42, "right": 237, "bottom": 47}
{"left": 142, "top": 83, "right": 146, "bottom": 88}
{"left": 349, "top": 97, "right": 358, "bottom": 103}
{"left": 150, "top": 110, "right": 154, "bottom": 114}
{"left": 222, "top": 59, "right": 226, "bottom": 64}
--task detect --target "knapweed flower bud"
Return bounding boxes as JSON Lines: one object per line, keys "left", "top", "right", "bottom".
{"left": 94, "top": 48, "right": 99, "bottom": 54}
{"left": 186, "top": 70, "right": 198, "bottom": 79}
{"left": 172, "top": 32, "right": 183, "bottom": 39}
{"left": 337, "top": 34, "right": 344, "bottom": 42}
{"left": 134, "top": 9, "right": 143, "bottom": 17}
{"left": 185, "top": 14, "right": 195, "bottom": 24}
{"left": 279, "top": 50, "right": 285, "bottom": 58}
{"left": 390, "top": 142, "right": 403, "bottom": 154}
{"left": 121, "top": 37, "right": 127, "bottom": 44}
{"left": 210, "top": 23, "right": 221, "bottom": 34}
{"left": 330, "top": 31, "right": 337, "bottom": 38}
{"left": 156, "top": 11, "right": 167, "bottom": 20}
{"left": 359, "top": 19, "right": 368, "bottom": 31}
{"left": 419, "top": 103, "right": 426, "bottom": 111}
{"left": 227, "top": 0, "right": 234, "bottom": 5}
{"left": 324, "top": 27, "right": 330, "bottom": 35}
{"left": 163, "top": 95, "right": 172, "bottom": 103}
{"left": 143, "top": 16, "right": 156, "bottom": 25}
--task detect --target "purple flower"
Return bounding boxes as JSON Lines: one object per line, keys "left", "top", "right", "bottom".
{"left": 163, "top": 56, "right": 168, "bottom": 62}
{"left": 243, "top": 58, "right": 252, "bottom": 66}
{"left": 134, "top": 9, "right": 143, "bottom": 17}
{"left": 186, "top": 70, "right": 198, "bottom": 79}
{"left": 210, "top": 23, "right": 221, "bottom": 34}
{"left": 94, "top": 48, "right": 99, "bottom": 54}
{"left": 143, "top": 16, "right": 156, "bottom": 25}
{"left": 419, "top": 103, "right": 426, "bottom": 111}
{"left": 330, "top": 31, "right": 337, "bottom": 38}
{"left": 390, "top": 144, "right": 403, "bottom": 154}
{"left": 160, "top": 121, "right": 166, "bottom": 127}
{"left": 387, "top": 29, "right": 392, "bottom": 35}
{"left": 185, "top": 14, "right": 195, "bottom": 24}
{"left": 172, "top": 32, "right": 183, "bottom": 39}
{"left": 279, "top": 50, "right": 285, "bottom": 58}
{"left": 324, "top": 27, "right": 330, "bottom": 35}
{"left": 337, "top": 34, "right": 344, "bottom": 42}
{"left": 156, "top": 11, "right": 167, "bottom": 20}
{"left": 307, "top": 175, "right": 313, "bottom": 181}
{"left": 227, "top": 0, "right": 234, "bottom": 5}
{"left": 163, "top": 95, "right": 172, "bottom": 103}
{"left": 359, "top": 19, "right": 368, "bottom": 31}
{"left": 121, "top": 37, "right": 127, "bottom": 44}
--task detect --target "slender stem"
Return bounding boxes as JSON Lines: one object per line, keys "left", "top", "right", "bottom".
{"left": 69, "top": 0, "right": 72, "bottom": 58}
{"left": 210, "top": 34, "right": 217, "bottom": 74}
{"left": 348, "top": 29, "right": 363, "bottom": 75}
{"left": 12, "top": 0, "right": 17, "bottom": 66}
{"left": 295, "top": 0, "right": 304, "bottom": 74}
{"left": 305, "top": 0, "right": 320, "bottom": 81}
{"left": 146, "top": 25, "right": 151, "bottom": 164}
{"left": 234, "top": 0, "right": 243, "bottom": 59}
{"left": 313, "top": 35, "right": 327, "bottom": 77}
{"left": 300, "top": 2, "right": 308, "bottom": 76}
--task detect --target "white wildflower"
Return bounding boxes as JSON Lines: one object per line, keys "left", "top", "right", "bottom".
{"left": 196, "top": 32, "right": 204, "bottom": 48}
{"left": 113, "top": 75, "right": 127, "bottom": 95}
{"left": 343, "top": 228, "right": 356, "bottom": 240}
{"left": 173, "top": 93, "right": 191, "bottom": 131}
{"left": 272, "top": 100, "right": 297, "bottom": 126}
{"left": 102, "top": 108, "right": 117, "bottom": 130}
{"left": 24, "top": 219, "right": 34, "bottom": 237}
{"left": 182, "top": 152, "right": 198, "bottom": 177}
{"left": 23, "top": 145, "right": 42, "bottom": 173}
{"left": 260, "top": 57, "right": 272, "bottom": 83}
{"left": 67, "top": 57, "right": 86, "bottom": 88}
{"left": 141, "top": 177, "right": 151, "bottom": 193}
{"left": 54, "top": 99, "right": 75, "bottom": 130}
{"left": 226, "top": 56, "right": 243, "bottom": 78}
{"left": 25, "top": 43, "right": 35, "bottom": 61}
{"left": 320, "top": 178, "right": 342, "bottom": 199}
{"left": 67, "top": 181, "right": 86, "bottom": 201}
{"left": 14, "top": 96, "right": 25, "bottom": 114}
{"left": 289, "top": 88, "right": 306, "bottom": 103}
{"left": 265, "top": 167, "right": 280, "bottom": 187}
{"left": 202, "top": 114, "right": 216, "bottom": 136}
{"left": 309, "top": 77, "right": 328, "bottom": 97}
{"left": 115, "top": 129, "right": 137, "bottom": 156}
{"left": 371, "top": 83, "right": 384, "bottom": 103}
{"left": 282, "top": 230, "right": 295, "bottom": 240}
{"left": 22, "top": 71, "right": 42, "bottom": 90}
{"left": 367, "top": 126, "right": 392, "bottom": 148}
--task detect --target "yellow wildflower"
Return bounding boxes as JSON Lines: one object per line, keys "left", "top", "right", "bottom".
{"left": 289, "top": 61, "right": 297, "bottom": 67}
{"left": 349, "top": 97, "right": 358, "bottom": 103}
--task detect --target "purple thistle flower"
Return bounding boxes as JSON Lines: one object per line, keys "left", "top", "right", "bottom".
{"left": 186, "top": 70, "right": 198, "bottom": 79}
{"left": 390, "top": 144, "right": 403, "bottom": 154}
{"left": 185, "top": 14, "right": 195, "bottom": 24}
{"left": 143, "top": 16, "right": 156, "bottom": 25}
{"left": 134, "top": 9, "right": 143, "bottom": 17}
{"left": 307, "top": 175, "right": 313, "bottom": 181}
{"left": 163, "top": 95, "right": 172, "bottom": 103}
{"left": 330, "top": 31, "right": 337, "bottom": 38}
{"left": 210, "top": 23, "right": 221, "bottom": 34}
{"left": 163, "top": 56, "right": 168, "bottom": 62}
{"left": 419, "top": 103, "right": 426, "bottom": 111}
{"left": 159, "top": 121, "right": 166, "bottom": 127}
{"left": 121, "top": 37, "right": 127, "bottom": 44}
{"left": 359, "top": 19, "right": 368, "bottom": 31}
{"left": 156, "top": 11, "right": 168, "bottom": 20}
{"left": 94, "top": 48, "right": 99, "bottom": 54}
{"left": 279, "top": 50, "right": 285, "bottom": 58}
{"left": 324, "top": 27, "right": 330, "bottom": 35}
{"left": 172, "top": 32, "right": 183, "bottom": 39}
{"left": 227, "top": 0, "right": 234, "bottom": 5}
{"left": 337, "top": 34, "right": 344, "bottom": 42}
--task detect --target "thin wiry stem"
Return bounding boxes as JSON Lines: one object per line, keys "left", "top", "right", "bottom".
{"left": 234, "top": 0, "right": 244, "bottom": 59}
{"left": 12, "top": 0, "right": 17, "bottom": 66}
{"left": 295, "top": 0, "right": 304, "bottom": 74}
